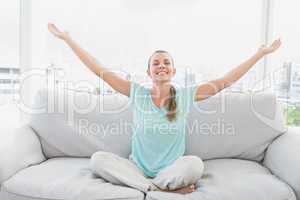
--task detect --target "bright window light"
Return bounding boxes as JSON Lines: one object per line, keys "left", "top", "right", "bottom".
{"left": 31, "top": 0, "right": 262, "bottom": 90}
{"left": 271, "top": 0, "right": 300, "bottom": 127}
{"left": 0, "top": 0, "right": 21, "bottom": 128}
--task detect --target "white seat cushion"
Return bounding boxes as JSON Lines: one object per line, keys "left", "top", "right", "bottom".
{"left": 146, "top": 159, "right": 296, "bottom": 200}
{"left": 1, "top": 157, "right": 144, "bottom": 200}
{"left": 2, "top": 157, "right": 295, "bottom": 200}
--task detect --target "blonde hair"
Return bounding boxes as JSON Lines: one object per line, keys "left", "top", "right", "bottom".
{"left": 147, "top": 50, "right": 177, "bottom": 122}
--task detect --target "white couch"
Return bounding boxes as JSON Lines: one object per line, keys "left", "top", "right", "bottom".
{"left": 0, "top": 88, "right": 299, "bottom": 200}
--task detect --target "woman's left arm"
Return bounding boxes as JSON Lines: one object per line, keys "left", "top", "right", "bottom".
{"left": 194, "top": 38, "right": 282, "bottom": 102}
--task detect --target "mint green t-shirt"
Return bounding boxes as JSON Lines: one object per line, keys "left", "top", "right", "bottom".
{"left": 129, "top": 82, "right": 198, "bottom": 178}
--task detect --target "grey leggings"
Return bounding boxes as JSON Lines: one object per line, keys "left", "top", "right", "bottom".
{"left": 89, "top": 151, "right": 204, "bottom": 193}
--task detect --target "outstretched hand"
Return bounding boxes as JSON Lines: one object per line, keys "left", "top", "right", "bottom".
{"left": 48, "top": 23, "right": 69, "bottom": 40}
{"left": 258, "top": 38, "right": 282, "bottom": 55}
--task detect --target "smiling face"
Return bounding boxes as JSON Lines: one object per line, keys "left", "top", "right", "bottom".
{"left": 147, "top": 51, "right": 176, "bottom": 83}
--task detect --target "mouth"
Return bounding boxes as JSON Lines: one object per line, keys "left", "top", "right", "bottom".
{"left": 156, "top": 71, "right": 168, "bottom": 75}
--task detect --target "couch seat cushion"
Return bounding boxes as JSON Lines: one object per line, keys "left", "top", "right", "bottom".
{"left": 146, "top": 159, "right": 296, "bottom": 200}
{"left": 1, "top": 157, "right": 144, "bottom": 200}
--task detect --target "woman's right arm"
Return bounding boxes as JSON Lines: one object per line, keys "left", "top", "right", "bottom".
{"left": 47, "top": 23, "right": 131, "bottom": 97}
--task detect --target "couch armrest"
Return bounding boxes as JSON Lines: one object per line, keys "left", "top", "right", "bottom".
{"left": 0, "top": 125, "right": 46, "bottom": 184}
{"left": 263, "top": 127, "right": 300, "bottom": 199}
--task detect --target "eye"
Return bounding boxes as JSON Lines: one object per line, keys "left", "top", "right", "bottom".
{"left": 165, "top": 62, "right": 170, "bottom": 65}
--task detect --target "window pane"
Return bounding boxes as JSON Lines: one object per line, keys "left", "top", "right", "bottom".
{"left": 0, "top": 0, "right": 19, "bottom": 66}
{"left": 32, "top": 0, "right": 262, "bottom": 92}
{"left": 271, "top": 0, "right": 300, "bottom": 127}
{"left": 271, "top": 0, "right": 300, "bottom": 68}
{"left": 0, "top": 0, "right": 20, "bottom": 128}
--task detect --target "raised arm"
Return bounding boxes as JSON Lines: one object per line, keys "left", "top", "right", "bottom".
{"left": 194, "top": 39, "right": 282, "bottom": 101}
{"left": 47, "top": 23, "right": 131, "bottom": 97}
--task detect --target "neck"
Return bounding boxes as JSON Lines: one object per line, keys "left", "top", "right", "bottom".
{"left": 152, "top": 81, "right": 171, "bottom": 98}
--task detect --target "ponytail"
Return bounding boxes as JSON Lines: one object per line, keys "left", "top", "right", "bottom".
{"left": 166, "top": 85, "right": 177, "bottom": 122}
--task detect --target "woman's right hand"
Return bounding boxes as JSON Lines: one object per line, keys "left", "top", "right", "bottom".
{"left": 48, "top": 23, "right": 70, "bottom": 40}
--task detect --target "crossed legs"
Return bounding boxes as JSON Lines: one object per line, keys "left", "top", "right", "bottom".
{"left": 89, "top": 151, "right": 204, "bottom": 194}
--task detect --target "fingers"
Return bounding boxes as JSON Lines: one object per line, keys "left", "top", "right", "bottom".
{"left": 272, "top": 38, "right": 281, "bottom": 47}
{"left": 264, "top": 38, "right": 281, "bottom": 53}
{"left": 258, "top": 37, "right": 281, "bottom": 54}
{"left": 48, "top": 23, "right": 61, "bottom": 34}
{"left": 47, "top": 23, "right": 56, "bottom": 33}
{"left": 51, "top": 24, "right": 58, "bottom": 32}
{"left": 271, "top": 38, "right": 282, "bottom": 51}
{"left": 275, "top": 37, "right": 281, "bottom": 43}
{"left": 47, "top": 23, "right": 56, "bottom": 31}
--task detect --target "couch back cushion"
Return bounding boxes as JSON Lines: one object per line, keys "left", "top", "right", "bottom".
{"left": 185, "top": 91, "right": 287, "bottom": 161}
{"left": 29, "top": 88, "right": 286, "bottom": 161}
{"left": 29, "top": 89, "right": 133, "bottom": 158}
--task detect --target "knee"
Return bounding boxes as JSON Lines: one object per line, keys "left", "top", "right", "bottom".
{"left": 152, "top": 156, "right": 204, "bottom": 190}
{"left": 91, "top": 151, "right": 112, "bottom": 160}
{"left": 90, "top": 151, "right": 113, "bottom": 170}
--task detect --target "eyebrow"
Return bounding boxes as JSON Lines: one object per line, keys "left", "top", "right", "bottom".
{"left": 153, "top": 59, "right": 170, "bottom": 62}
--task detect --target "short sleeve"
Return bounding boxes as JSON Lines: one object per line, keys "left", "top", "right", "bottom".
{"left": 187, "top": 84, "right": 198, "bottom": 110}
{"left": 129, "top": 81, "right": 147, "bottom": 105}
{"left": 177, "top": 84, "right": 198, "bottom": 115}
{"left": 129, "top": 81, "right": 139, "bottom": 104}
{"left": 188, "top": 85, "right": 198, "bottom": 107}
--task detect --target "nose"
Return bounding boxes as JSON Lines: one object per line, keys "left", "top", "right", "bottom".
{"left": 159, "top": 64, "right": 165, "bottom": 69}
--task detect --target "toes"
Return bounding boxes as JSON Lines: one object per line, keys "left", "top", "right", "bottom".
{"left": 189, "top": 184, "right": 196, "bottom": 191}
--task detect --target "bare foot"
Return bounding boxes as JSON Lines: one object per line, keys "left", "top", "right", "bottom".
{"left": 161, "top": 184, "right": 196, "bottom": 194}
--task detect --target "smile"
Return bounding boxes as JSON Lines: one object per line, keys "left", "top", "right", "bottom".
{"left": 156, "top": 71, "right": 168, "bottom": 75}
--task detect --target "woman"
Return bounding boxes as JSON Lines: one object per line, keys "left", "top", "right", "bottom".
{"left": 48, "top": 23, "right": 281, "bottom": 194}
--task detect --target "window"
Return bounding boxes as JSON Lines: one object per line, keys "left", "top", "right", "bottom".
{"left": 4, "top": 0, "right": 296, "bottom": 127}
{"left": 0, "top": 0, "right": 20, "bottom": 127}
{"left": 270, "top": 0, "right": 300, "bottom": 126}
{"left": 31, "top": 0, "right": 262, "bottom": 93}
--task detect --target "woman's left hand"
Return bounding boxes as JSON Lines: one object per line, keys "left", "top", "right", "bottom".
{"left": 258, "top": 38, "right": 282, "bottom": 55}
